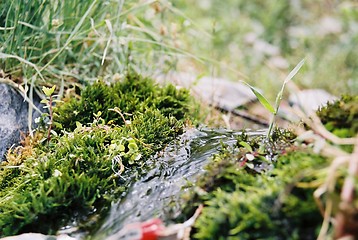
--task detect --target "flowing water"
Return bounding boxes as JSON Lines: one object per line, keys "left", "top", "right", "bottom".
{"left": 92, "top": 128, "right": 266, "bottom": 239}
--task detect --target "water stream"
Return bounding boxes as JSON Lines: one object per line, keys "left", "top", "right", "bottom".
{"left": 92, "top": 128, "right": 266, "bottom": 239}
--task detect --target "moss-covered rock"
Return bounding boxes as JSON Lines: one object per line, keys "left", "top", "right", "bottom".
{"left": 0, "top": 74, "right": 194, "bottom": 237}
{"left": 177, "top": 131, "right": 326, "bottom": 240}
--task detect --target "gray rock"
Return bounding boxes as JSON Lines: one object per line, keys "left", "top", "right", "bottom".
{"left": 0, "top": 84, "right": 42, "bottom": 161}
{"left": 289, "top": 89, "right": 337, "bottom": 114}
{"left": 155, "top": 72, "right": 257, "bottom": 111}
{"left": 277, "top": 89, "right": 337, "bottom": 122}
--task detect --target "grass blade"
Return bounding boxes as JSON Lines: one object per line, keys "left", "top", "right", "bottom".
{"left": 284, "top": 58, "right": 305, "bottom": 84}
{"left": 275, "top": 59, "right": 306, "bottom": 111}
{"left": 239, "top": 141, "right": 253, "bottom": 152}
{"left": 102, "top": 19, "right": 113, "bottom": 65}
{"left": 242, "top": 81, "right": 275, "bottom": 114}
{"left": 40, "top": 0, "right": 98, "bottom": 72}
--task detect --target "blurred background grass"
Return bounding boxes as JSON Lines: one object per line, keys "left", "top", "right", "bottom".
{"left": 172, "top": 0, "right": 358, "bottom": 99}
{"left": 1, "top": 0, "right": 357, "bottom": 100}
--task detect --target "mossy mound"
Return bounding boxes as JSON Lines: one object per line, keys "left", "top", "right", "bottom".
{"left": 317, "top": 95, "right": 358, "bottom": 139}
{"left": 317, "top": 94, "right": 357, "bottom": 152}
{"left": 54, "top": 74, "right": 190, "bottom": 131}
{"left": 0, "top": 74, "right": 194, "bottom": 237}
{"left": 178, "top": 132, "right": 326, "bottom": 239}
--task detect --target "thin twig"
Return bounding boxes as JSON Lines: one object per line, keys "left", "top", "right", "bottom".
{"left": 292, "top": 105, "right": 355, "bottom": 145}
{"left": 335, "top": 136, "right": 358, "bottom": 238}
{"left": 216, "top": 106, "right": 269, "bottom": 127}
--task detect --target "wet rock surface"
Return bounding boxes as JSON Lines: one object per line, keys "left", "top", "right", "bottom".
{"left": 0, "top": 84, "right": 42, "bottom": 161}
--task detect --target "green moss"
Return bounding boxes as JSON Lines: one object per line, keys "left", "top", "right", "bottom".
{"left": 54, "top": 74, "right": 191, "bottom": 131}
{"left": 178, "top": 132, "right": 326, "bottom": 240}
{"left": 316, "top": 95, "right": 357, "bottom": 152}
{"left": 317, "top": 95, "right": 358, "bottom": 138}
{"left": 176, "top": 96, "right": 358, "bottom": 239}
{"left": 0, "top": 74, "right": 194, "bottom": 237}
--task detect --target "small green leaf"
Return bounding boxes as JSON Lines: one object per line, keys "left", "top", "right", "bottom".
{"left": 53, "top": 121, "right": 62, "bottom": 129}
{"left": 239, "top": 141, "right": 253, "bottom": 152}
{"left": 42, "top": 85, "right": 56, "bottom": 97}
{"left": 243, "top": 82, "right": 275, "bottom": 114}
{"left": 258, "top": 155, "right": 270, "bottom": 163}
{"left": 118, "top": 144, "right": 125, "bottom": 152}
{"left": 75, "top": 121, "right": 82, "bottom": 129}
{"left": 94, "top": 111, "right": 102, "bottom": 117}
{"left": 40, "top": 99, "right": 49, "bottom": 104}
{"left": 258, "top": 145, "right": 266, "bottom": 155}
{"left": 129, "top": 153, "right": 142, "bottom": 164}
{"left": 128, "top": 142, "right": 138, "bottom": 151}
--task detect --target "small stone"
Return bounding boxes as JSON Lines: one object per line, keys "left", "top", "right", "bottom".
{"left": 155, "top": 72, "right": 257, "bottom": 111}
{"left": 289, "top": 89, "right": 337, "bottom": 115}
{"left": 0, "top": 84, "right": 42, "bottom": 161}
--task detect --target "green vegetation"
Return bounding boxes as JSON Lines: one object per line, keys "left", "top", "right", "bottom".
{"left": 317, "top": 95, "right": 358, "bottom": 139}
{"left": 40, "top": 85, "right": 59, "bottom": 142}
{"left": 176, "top": 94, "right": 358, "bottom": 239}
{"left": 173, "top": 0, "right": 358, "bottom": 99}
{"left": 0, "top": 0, "right": 190, "bottom": 89}
{"left": 243, "top": 59, "right": 305, "bottom": 139}
{"left": 178, "top": 131, "right": 326, "bottom": 239}
{"left": 0, "top": 74, "right": 193, "bottom": 237}
{"left": 53, "top": 74, "right": 190, "bottom": 132}
{"left": 1, "top": 0, "right": 358, "bottom": 239}
{"left": 317, "top": 94, "right": 358, "bottom": 152}
{"left": 2, "top": 1, "right": 357, "bottom": 99}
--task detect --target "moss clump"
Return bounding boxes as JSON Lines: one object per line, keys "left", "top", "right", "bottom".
{"left": 316, "top": 95, "right": 357, "bottom": 152}
{"left": 178, "top": 132, "right": 325, "bottom": 239}
{"left": 0, "top": 74, "right": 194, "bottom": 237}
{"left": 317, "top": 95, "right": 358, "bottom": 139}
{"left": 54, "top": 74, "right": 190, "bottom": 131}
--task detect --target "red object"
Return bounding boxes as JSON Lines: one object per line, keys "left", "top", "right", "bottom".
{"left": 141, "top": 218, "right": 164, "bottom": 240}
{"left": 115, "top": 218, "right": 165, "bottom": 240}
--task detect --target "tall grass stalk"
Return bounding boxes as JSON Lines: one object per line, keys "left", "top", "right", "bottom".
{"left": 243, "top": 59, "right": 305, "bottom": 139}
{"left": 0, "top": 0, "right": 198, "bottom": 85}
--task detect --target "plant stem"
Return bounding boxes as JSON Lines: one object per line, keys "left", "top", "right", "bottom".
{"left": 47, "top": 95, "right": 53, "bottom": 143}
{"left": 266, "top": 113, "right": 276, "bottom": 139}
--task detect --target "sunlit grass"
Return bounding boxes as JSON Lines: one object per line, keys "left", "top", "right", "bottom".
{"left": 0, "top": 0, "right": 197, "bottom": 87}
{"left": 172, "top": 0, "right": 358, "bottom": 99}
{"left": 1, "top": 0, "right": 358, "bottom": 101}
